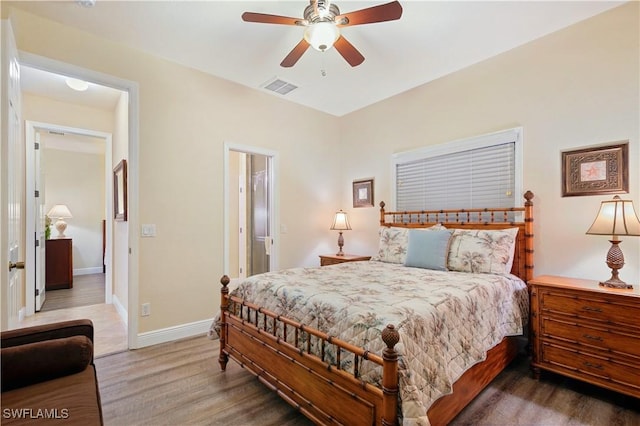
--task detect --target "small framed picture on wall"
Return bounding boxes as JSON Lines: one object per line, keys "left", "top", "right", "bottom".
{"left": 114, "top": 159, "right": 128, "bottom": 221}
{"left": 353, "top": 178, "right": 374, "bottom": 208}
{"left": 561, "top": 142, "right": 628, "bottom": 197}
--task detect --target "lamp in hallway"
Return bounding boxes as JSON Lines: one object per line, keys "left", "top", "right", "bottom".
{"left": 330, "top": 210, "right": 351, "bottom": 256}
{"left": 586, "top": 195, "right": 640, "bottom": 289}
{"left": 47, "top": 204, "right": 73, "bottom": 238}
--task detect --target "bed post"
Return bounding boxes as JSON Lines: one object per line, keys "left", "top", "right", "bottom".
{"left": 219, "top": 275, "right": 230, "bottom": 371}
{"left": 379, "top": 201, "right": 386, "bottom": 226}
{"left": 381, "top": 324, "right": 400, "bottom": 426}
{"left": 523, "top": 191, "right": 535, "bottom": 282}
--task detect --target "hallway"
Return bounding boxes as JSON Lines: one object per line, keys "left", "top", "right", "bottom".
{"left": 18, "top": 274, "right": 127, "bottom": 357}
{"left": 40, "top": 273, "right": 105, "bottom": 311}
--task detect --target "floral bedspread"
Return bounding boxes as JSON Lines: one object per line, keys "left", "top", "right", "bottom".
{"left": 217, "top": 260, "right": 528, "bottom": 425}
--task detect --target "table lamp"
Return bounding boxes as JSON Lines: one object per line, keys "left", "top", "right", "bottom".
{"left": 47, "top": 204, "right": 73, "bottom": 238}
{"left": 586, "top": 195, "right": 640, "bottom": 289}
{"left": 330, "top": 210, "right": 351, "bottom": 256}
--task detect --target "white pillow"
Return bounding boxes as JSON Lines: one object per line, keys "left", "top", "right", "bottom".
{"left": 447, "top": 228, "right": 518, "bottom": 275}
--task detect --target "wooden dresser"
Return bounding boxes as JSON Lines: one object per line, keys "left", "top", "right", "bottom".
{"left": 45, "top": 238, "right": 73, "bottom": 290}
{"left": 529, "top": 275, "right": 640, "bottom": 398}
{"left": 319, "top": 254, "right": 371, "bottom": 266}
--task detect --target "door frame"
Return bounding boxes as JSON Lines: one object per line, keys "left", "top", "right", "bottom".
{"left": 19, "top": 52, "right": 141, "bottom": 349}
{"left": 223, "top": 142, "right": 279, "bottom": 276}
{"left": 25, "top": 121, "right": 113, "bottom": 315}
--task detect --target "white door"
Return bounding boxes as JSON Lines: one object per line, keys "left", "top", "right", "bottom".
{"left": 2, "top": 19, "right": 24, "bottom": 330}
{"left": 34, "top": 131, "right": 46, "bottom": 310}
{"left": 26, "top": 126, "right": 47, "bottom": 313}
{"left": 237, "top": 153, "right": 247, "bottom": 278}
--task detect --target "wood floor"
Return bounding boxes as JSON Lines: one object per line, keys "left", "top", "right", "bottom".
{"left": 95, "top": 336, "right": 640, "bottom": 426}
{"left": 40, "top": 273, "right": 105, "bottom": 311}
{"left": 17, "top": 274, "right": 127, "bottom": 357}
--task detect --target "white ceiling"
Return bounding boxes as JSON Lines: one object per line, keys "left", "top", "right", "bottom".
{"left": 11, "top": 0, "right": 625, "bottom": 116}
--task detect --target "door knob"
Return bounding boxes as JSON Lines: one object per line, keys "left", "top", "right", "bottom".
{"left": 8, "top": 261, "right": 25, "bottom": 271}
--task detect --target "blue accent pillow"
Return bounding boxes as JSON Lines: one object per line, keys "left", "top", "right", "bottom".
{"left": 404, "top": 229, "right": 453, "bottom": 271}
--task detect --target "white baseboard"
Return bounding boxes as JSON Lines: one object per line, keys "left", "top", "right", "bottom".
{"left": 111, "top": 294, "right": 128, "bottom": 326}
{"left": 136, "top": 318, "right": 213, "bottom": 349}
{"left": 73, "top": 267, "right": 104, "bottom": 276}
{"left": 18, "top": 307, "right": 26, "bottom": 322}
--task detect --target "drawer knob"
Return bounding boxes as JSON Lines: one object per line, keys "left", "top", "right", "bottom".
{"left": 582, "top": 306, "right": 602, "bottom": 313}
{"left": 584, "top": 362, "right": 603, "bottom": 370}
{"left": 582, "top": 334, "right": 603, "bottom": 342}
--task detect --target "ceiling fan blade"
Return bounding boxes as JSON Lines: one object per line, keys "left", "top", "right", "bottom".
{"left": 281, "top": 39, "right": 310, "bottom": 67}
{"left": 242, "top": 12, "right": 303, "bottom": 26}
{"left": 336, "top": 1, "right": 403, "bottom": 27}
{"left": 334, "top": 36, "right": 365, "bottom": 67}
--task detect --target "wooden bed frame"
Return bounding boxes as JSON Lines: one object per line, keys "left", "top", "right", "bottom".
{"left": 218, "top": 191, "right": 534, "bottom": 425}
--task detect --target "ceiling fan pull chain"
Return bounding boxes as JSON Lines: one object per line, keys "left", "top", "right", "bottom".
{"left": 320, "top": 53, "right": 327, "bottom": 77}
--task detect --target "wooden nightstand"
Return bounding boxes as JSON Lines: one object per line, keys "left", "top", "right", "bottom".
{"left": 45, "top": 238, "right": 73, "bottom": 290}
{"left": 319, "top": 254, "right": 371, "bottom": 266}
{"left": 529, "top": 275, "right": 640, "bottom": 398}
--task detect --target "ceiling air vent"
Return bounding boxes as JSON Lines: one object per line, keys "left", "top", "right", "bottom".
{"left": 262, "top": 78, "right": 298, "bottom": 96}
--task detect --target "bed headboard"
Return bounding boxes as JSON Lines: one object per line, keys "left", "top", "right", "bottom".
{"left": 379, "top": 191, "right": 534, "bottom": 282}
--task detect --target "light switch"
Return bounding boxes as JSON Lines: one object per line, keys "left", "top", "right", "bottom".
{"left": 141, "top": 224, "right": 156, "bottom": 237}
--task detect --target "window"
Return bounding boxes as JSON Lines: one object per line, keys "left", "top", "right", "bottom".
{"left": 392, "top": 128, "right": 523, "bottom": 217}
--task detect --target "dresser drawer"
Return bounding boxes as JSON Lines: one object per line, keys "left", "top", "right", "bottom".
{"left": 539, "top": 289, "right": 640, "bottom": 329}
{"left": 541, "top": 342, "right": 640, "bottom": 396}
{"left": 542, "top": 316, "right": 640, "bottom": 359}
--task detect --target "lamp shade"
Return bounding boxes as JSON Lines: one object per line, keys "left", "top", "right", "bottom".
{"left": 47, "top": 204, "right": 73, "bottom": 219}
{"left": 304, "top": 22, "right": 340, "bottom": 52}
{"left": 586, "top": 196, "right": 640, "bottom": 236}
{"left": 330, "top": 210, "right": 351, "bottom": 231}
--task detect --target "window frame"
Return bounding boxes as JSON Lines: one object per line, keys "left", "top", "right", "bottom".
{"left": 390, "top": 127, "right": 524, "bottom": 211}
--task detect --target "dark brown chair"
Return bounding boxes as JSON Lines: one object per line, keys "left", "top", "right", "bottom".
{"left": 1, "top": 319, "right": 103, "bottom": 425}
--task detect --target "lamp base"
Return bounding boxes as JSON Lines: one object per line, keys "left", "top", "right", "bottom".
{"left": 336, "top": 231, "right": 345, "bottom": 256}
{"left": 600, "top": 239, "right": 632, "bottom": 289}
{"left": 55, "top": 219, "right": 68, "bottom": 238}
{"left": 599, "top": 278, "right": 633, "bottom": 290}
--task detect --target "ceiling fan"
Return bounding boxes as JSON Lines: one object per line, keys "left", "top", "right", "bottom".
{"left": 242, "top": 0, "right": 403, "bottom": 68}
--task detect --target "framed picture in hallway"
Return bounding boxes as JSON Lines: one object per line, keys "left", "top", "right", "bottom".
{"left": 114, "top": 159, "right": 128, "bottom": 221}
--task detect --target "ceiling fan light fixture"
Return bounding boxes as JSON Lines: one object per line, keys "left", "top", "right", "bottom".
{"left": 304, "top": 22, "right": 340, "bottom": 52}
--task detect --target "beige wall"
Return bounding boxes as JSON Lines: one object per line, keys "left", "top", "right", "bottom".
{"left": 6, "top": 3, "right": 639, "bottom": 337}
{"left": 7, "top": 7, "right": 340, "bottom": 334}
{"left": 339, "top": 2, "right": 639, "bottom": 284}
{"left": 43, "top": 147, "right": 105, "bottom": 272}
{"left": 22, "top": 93, "right": 114, "bottom": 133}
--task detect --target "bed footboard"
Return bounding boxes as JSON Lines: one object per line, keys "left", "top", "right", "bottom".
{"left": 218, "top": 275, "right": 400, "bottom": 425}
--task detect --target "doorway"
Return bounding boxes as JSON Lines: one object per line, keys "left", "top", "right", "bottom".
{"left": 15, "top": 53, "right": 139, "bottom": 352}
{"left": 25, "top": 121, "right": 113, "bottom": 315}
{"left": 224, "top": 143, "right": 278, "bottom": 278}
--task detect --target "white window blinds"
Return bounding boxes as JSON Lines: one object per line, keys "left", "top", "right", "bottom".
{"left": 393, "top": 128, "right": 522, "bottom": 213}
